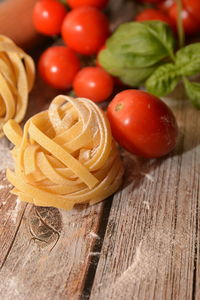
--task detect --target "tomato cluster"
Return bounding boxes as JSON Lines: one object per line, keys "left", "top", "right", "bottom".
{"left": 33, "top": 0, "right": 179, "bottom": 158}
{"left": 33, "top": 0, "right": 200, "bottom": 103}
{"left": 136, "top": 0, "right": 200, "bottom": 35}
{"left": 33, "top": 0, "right": 114, "bottom": 102}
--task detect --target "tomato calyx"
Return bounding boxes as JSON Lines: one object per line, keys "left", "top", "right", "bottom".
{"left": 115, "top": 103, "right": 124, "bottom": 112}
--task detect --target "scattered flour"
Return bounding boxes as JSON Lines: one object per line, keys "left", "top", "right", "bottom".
{"left": 94, "top": 227, "right": 190, "bottom": 299}
{"left": 0, "top": 268, "right": 28, "bottom": 300}
{"left": 143, "top": 201, "right": 150, "bottom": 210}
{"left": 89, "top": 232, "right": 100, "bottom": 239}
{"left": 140, "top": 172, "right": 154, "bottom": 182}
{"left": 0, "top": 276, "right": 21, "bottom": 300}
{"left": 0, "top": 184, "right": 5, "bottom": 190}
{"left": 10, "top": 198, "right": 21, "bottom": 224}
{"left": 0, "top": 137, "right": 14, "bottom": 171}
{"left": 0, "top": 183, "right": 12, "bottom": 190}
{"left": 88, "top": 252, "right": 101, "bottom": 257}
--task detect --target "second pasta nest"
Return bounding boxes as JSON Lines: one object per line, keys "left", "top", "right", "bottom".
{"left": 0, "top": 35, "right": 35, "bottom": 137}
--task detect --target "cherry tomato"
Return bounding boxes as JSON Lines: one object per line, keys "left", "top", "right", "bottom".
{"left": 135, "top": 8, "right": 176, "bottom": 31}
{"left": 61, "top": 6, "right": 110, "bottom": 55}
{"left": 67, "top": 0, "right": 108, "bottom": 9}
{"left": 38, "top": 46, "right": 80, "bottom": 89}
{"left": 73, "top": 67, "right": 114, "bottom": 102}
{"left": 183, "top": 0, "right": 200, "bottom": 22}
{"left": 168, "top": 3, "right": 200, "bottom": 34}
{"left": 33, "top": 0, "right": 67, "bottom": 36}
{"left": 107, "top": 90, "right": 178, "bottom": 158}
{"left": 158, "top": 0, "right": 174, "bottom": 12}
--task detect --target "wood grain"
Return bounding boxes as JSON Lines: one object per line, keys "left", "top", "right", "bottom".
{"left": 0, "top": 77, "right": 107, "bottom": 300}
{"left": 1, "top": 1, "right": 200, "bottom": 299}
{"left": 90, "top": 93, "right": 200, "bottom": 300}
{"left": 0, "top": 201, "right": 105, "bottom": 300}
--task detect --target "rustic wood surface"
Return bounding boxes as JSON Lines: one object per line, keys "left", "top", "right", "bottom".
{"left": 1, "top": 77, "right": 200, "bottom": 300}
{"left": 0, "top": 76, "right": 110, "bottom": 300}
{"left": 90, "top": 92, "right": 200, "bottom": 300}
{"left": 1, "top": 1, "right": 200, "bottom": 299}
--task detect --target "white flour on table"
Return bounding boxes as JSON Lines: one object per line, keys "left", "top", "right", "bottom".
{"left": 0, "top": 137, "right": 14, "bottom": 171}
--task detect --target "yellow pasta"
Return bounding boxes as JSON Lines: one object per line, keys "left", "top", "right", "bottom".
{"left": 0, "top": 35, "right": 35, "bottom": 137}
{"left": 4, "top": 95, "right": 124, "bottom": 210}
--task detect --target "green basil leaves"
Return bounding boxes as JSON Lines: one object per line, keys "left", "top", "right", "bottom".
{"left": 99, "top": 21, "right": 200, "bottom": 109}
{"left": 175, "top": 43, "right": 200, "bottom": 77}
{"left": 146, "top": 43, "right": 200, "bottom": 107}
{"left": 98, "top": 21, "right": 176, "bottom": 86}
{"left": 146, "top": 63, "right": 180, "bottom": 97}
{"left": 183, "top": 78, "right": 200, "bottom": 109}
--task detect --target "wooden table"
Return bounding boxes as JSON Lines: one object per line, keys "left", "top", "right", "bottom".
{"left": 1, "top": 2, "right": 200, "bottom": 300}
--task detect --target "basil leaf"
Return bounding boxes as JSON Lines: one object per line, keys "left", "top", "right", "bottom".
{"left": 99, "top": 21, "right": 177, "bottom": 90}
{"left": 110, "top": 52, "right": 167, "bottom": 69}
{"left": 98, "top": 48, "right": 124, "bottom": 76}
{"left": 183, "top": 78, "right": 200, "bottom": 109}
{"left": 106, "top": 21, "right": 175, "bottom": 67}
{"left": 175, "top": 43, "right": 200, "bottom": 77}
{"left": 98, "top": 48, "right": 157, "bottom": 86}
{"left": 146, "top": 63, "right": 180, "bottom": 97}
{"left": 98, "top": 48, "right": 162, "bottom": 71}
{"left": 117, "top": 65, "right": 158, "bottom": 86}
{"left": 146, "top": 21, "right": 175, "bottom": 59}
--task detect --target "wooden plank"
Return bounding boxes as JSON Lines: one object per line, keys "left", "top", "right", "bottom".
{"left": 0, "top": 0, "right": 134, "bottom": 293}
{"left": 0, "top": 76, "right": 107, "bottom": 300}
{"left": 0, "top": 200, "right": 105, "bottom": 300}
{"left": 90, "top": 93, "right": 200, "bottom": 300}
{"left": 0, "top": 74, "right": 58, "bottom": 268}
{"left": 0, "top": 169, "right": 27, "bottom": 268}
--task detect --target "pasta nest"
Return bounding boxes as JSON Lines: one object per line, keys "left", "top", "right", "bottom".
{"left": 4, "top": 95, "right": 124, "bottom": 210}
{"left": 0, "top": 35, "right": 35, "bottom": 137}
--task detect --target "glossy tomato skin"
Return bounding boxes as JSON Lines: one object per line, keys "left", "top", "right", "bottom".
{"left": 168, "top": 3, "right": 200, "bottom": 34}
{"left": 33, "top": 0, "right": 67, "bottom": 36}
{"left": 183, "top": 0, "right": 200, "bottom": 22}
{"left": 138, "top": 0, "right": 163, "bottom": 3}
{"left": 67, "top": 0, "right": 108, "bottom": 9}
{"left": 107, "top": 90, "right": 178, "bottom": 158}
{"left": 135, "top": 8, "right": 176, "bottom": 31}
{"left": 73, "top": 67, "right": 114, "bottom": 102}
{"left": 158, "top": 0, "right": 174, "bottom": 12}
{"left": 38, "top": 46, "right": 80, "bottom": 89}
{"left": 61, "top": 6, "right": 110, "bottom": 55}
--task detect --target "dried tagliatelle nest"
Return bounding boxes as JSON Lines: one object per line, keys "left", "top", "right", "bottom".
{"left": 3, "top": 95, "right": 124, "bottom": 210}
{"left": 0, "top": 35, "right": 35, "bottom": 137}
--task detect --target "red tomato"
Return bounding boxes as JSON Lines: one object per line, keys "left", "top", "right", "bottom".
{"left": 33, "top": 0, "right": 67, "bottom": 36}
{"left": 73, "top": 67, "right": 114, "bottom": 102}
{"left": 135, "top": 8, "right": 176, "bottom": 31}
{"left": 38, "top": 46, "right": 80, "bottom": 89}
{"left": 183, "top": 0, "right": 200, "bottom": 22}
{"left": 107, "top": 90, "right": 178, "bottom": 158}
{"left": 67, "top": 0, "right": 108, "bottom": 9}
{"left": 158, "top": 0, "right": 174, "bottom": 12}
{"left": 168, "top": 3, "right": 200, "bottom": 34}
{"left": 61, "top": 6, "right": 110, "bottom": 55}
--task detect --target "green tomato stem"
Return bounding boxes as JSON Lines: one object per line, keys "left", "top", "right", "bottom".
{"left": 176, "top": 0, "right": 185, "bottom": 48}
